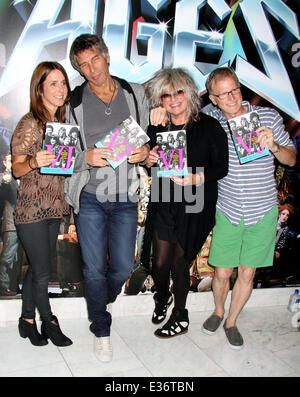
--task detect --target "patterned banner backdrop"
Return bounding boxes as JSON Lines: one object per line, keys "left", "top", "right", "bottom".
{"left": 0, "top": 0, "right": 299, "bottom": 297}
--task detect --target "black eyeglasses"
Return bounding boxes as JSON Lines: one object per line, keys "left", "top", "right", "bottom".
{"left": 212, "top": 86, "right": 241, "bottom": 100}
{"left": 161, "top": 89, "right": 185, "bottom": 101}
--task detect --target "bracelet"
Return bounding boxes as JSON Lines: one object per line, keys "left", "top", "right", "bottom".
{"left": 195, "top": 173, "right": 203, "bottom": 186}
{"left": 28, "top": 157, "right": 36, "bottom": 170}
{"left": 272, "top": 145, "right": 280, "bottom": 154}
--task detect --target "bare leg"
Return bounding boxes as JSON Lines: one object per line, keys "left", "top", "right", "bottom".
{"left": 22, "top": 318, "right": 34, "bottom": 324}
{"left": 212, "top": 267, "right": 233, "bottom": 318}
{"left": 22, "top": 317, "right": 56, "bottom": 325}
{"left": 226, "top": 265, "right": 256, "bottom": 327}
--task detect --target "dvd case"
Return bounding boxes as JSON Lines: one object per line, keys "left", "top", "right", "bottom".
{"left": 228, "top": 111, "right": 269, "bottom": 164}
{"left": 156, "top": 130, "right": 188, "bottom": 177}
{"left": 95, "top": 116, "right": 149, "bottom": 169}
{"left": 40, "top": 122, "right": 79, "bottom": 175}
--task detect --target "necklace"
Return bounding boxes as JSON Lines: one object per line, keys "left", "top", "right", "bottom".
{"left": 169, "top": 121, "right": 187, "bottom": 131}
{"left": 96, "top": 81, "right": 117, "bottom": 116}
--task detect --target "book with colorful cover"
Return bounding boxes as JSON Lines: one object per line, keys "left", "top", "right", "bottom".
{"left": 95, "top": 116, "right": 150, "bottom": 169}
{"left": 40, "top": 122, "right": 79, "bottom": 175}
{"left": 228, "top": 111, "right": 269, "bottom": 164}
{"left": 156, "top": 130, "right": 188, "bottom": 177}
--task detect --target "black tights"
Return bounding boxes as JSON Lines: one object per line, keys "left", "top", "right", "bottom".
{"left": 152, "top": 230, "right": 190, "bottom": 310}
{"left": 16, "top": 218, "right": 60, "bottom": 322}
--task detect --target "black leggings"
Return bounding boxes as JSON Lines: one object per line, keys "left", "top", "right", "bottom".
{"left": 16, "top": 218, "right": 61, "bottom": 322}
{"left": 152, "top": 229, "right": 190, "bottom": 310}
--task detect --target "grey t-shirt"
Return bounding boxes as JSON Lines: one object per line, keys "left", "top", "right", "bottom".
{"left": 82, "top": 80, "right": 137, "bottom": 201}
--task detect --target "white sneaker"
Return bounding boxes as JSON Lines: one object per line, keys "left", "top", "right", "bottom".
{"left": 94, "top": 336, "right": 113, "bottom": 363}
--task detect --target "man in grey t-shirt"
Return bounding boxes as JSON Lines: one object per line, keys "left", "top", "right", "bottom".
{"left": 66, "top": 34, "right": 151, "bottom": 363}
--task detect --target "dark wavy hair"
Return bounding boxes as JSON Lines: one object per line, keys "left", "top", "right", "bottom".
{"left": 30, "top": 61, "right": 71, "bottom": 125}
{"left": 69, "top": 34, "right": 109, "bottom": 74}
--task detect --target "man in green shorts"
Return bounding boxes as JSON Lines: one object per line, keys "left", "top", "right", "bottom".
{"left": 202, "top": 67, "right": 296, "bottom": 349}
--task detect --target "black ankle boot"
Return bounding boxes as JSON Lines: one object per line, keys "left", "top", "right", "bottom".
{"left": 154, "top": 307, "right": 189, "bottom": 338}
{"left": 18, "top": 317, "right": 48, "bottom": 346}
{"left": 41, "top": 315, "right": 73, "bottom": 347}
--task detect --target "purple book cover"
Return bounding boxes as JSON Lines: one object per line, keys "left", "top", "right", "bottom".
{"left": 156, "top": 130, "right": 188, "bottom": 177}
{"left": 228, "top": 111, "right": 269, "bottom": 164}
{"left": 40, "top": 122, "right": 79, "bottom": 175}
{"left": 95, "top": 116, "right": 149, "bottom": 169}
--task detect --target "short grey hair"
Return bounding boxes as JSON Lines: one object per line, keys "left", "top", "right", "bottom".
{"left": 205, "top": 67, "right": 239, "bottom": 94}
{"left": 69, "top": 34, "right": 109, "bottom": 73}
{"left": 145, "top": 68, "right": 202, "bottom": 123}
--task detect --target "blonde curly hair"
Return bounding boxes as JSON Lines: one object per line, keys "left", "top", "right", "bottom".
{"left": 145, "top": 68, "right": 202, "bottom": 124}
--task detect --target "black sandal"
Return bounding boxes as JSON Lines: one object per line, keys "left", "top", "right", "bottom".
{"left": 154, "top": 308, "right": 189, "bottom": 338}
{"left": 152, "top": 292, "right": 173, "bottom": 324}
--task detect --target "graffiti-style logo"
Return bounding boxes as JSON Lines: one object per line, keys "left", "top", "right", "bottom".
{"left": 0, "top": 0, "right": 299, "bottom": 121}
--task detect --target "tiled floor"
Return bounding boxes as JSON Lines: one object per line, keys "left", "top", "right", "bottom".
{"left": 1, "top": 299, "right": 300, "bottom": 378}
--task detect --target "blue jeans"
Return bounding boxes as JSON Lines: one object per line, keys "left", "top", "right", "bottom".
{"left": 75, "top": 191, "right": 138, "bottom": 337}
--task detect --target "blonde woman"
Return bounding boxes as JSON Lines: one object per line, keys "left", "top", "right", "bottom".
{"left": 145, "top": 68, "right": 228, "bottom": 338}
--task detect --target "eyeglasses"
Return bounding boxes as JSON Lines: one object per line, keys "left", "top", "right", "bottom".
{"left": 161, "top": 89, "right": 185, "bottom": 101}
{"left": 212, "top": 86, "right": 241, "bottom": 100}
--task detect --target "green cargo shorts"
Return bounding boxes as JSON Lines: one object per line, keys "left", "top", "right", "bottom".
{"left": 208, "top": 206, "right": 278, "bottom": 269}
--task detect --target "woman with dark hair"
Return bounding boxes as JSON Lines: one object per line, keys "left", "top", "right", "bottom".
{"left": 11, "top": 61, "right": 72, "bottom": 347}
{"left": 145, "top": 68, "right": 228, "bottom": 338}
